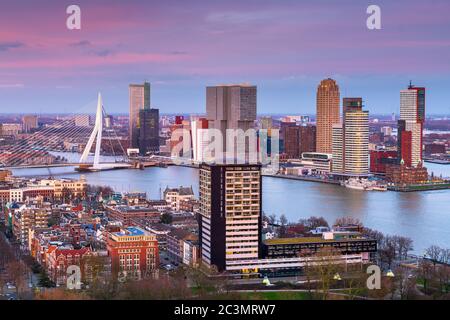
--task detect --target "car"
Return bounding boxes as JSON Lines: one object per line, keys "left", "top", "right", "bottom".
{"left": 7, "top": 283, "right": 16, "bottom": 290}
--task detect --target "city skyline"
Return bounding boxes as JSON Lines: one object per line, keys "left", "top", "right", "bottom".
{"left": 1, "top": 0, "right": 450, "bottom": 114}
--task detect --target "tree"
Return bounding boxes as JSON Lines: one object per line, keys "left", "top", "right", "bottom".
{"left": 6, "top": 260, "right": 28, "bottom": 297}
{"left": 417, "top": 260, "right": 433, "bottom": 295}
{"left": 307, "top": 247, "right": 345, "bottom": 300}
{"left": 278, "top": 214, "right": 288, "bottom": 238}
{"left": 334, "top": 216, "right": 363, "bottom": 228}
{"left": 379, "top": 236, "right": 396, "bottom": 269}
{"left": 394, "top": 236, "right": 413, "bottom": 261}
{"left": 301, "top": 216, "right": 329, "bottom": 230}
{"left": 160, "top": 212, "right": 173, "bottom": 225}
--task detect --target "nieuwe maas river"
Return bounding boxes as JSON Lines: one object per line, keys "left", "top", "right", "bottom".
{"left": 11, "top": 158, "right": 450, "bottom": 254}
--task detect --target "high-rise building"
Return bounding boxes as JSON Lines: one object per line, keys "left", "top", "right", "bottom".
{"left": 398, "top": 83, "right": 425, "bottom": 167}
{"left": 343, "top": 100, "right": 369, "bottom": 175}
{"left": 129, "top": 82, "right": 151, "bottom": 148}
{"left": 332, "top": 124, "right": 344, "bottom": 173}
{"left": 139, "top": 108, "right": 160, "bottom": 155}
{"left": 282, "top": 124, "right": 300, "bottom": 158}
{"left": 74, "top": 114, "right": 91, "bottom": 127}
{"left": 332, "top": 98, "right": 369, "bottom": 175}
{"left": 104, "top": 115, "right": 114, "bottom": 128}
{"left": 206, "top": 84, "right": 257, "bottom": 161}
{"left": 198, "top": 163, "right": 262, "bottom": 272}
{"left": 299, "top": 126, "right": 317, "bottom": 155}
{"left": 316, "top": 79, "right": 340, "bottom": 154}
{"left": 22, "top": 115, "right": 38, "bottom": 133}
{"left": 260, "top": 116, "right": 273, "bottom": 130}
{"left": 191, "top": 118, "right": 209, "bottom": 162}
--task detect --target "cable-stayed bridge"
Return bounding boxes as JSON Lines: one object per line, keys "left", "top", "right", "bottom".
{"left": 0, "top": 93, "right": 132, "bottom": 172}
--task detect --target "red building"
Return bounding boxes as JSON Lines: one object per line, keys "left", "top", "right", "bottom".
{"left": 107, "top": 227, "right": 159, "bottom": 279}
{"left": 46, "top": 246, "right": 91, "bottom": 286}
{"left": 400, "top": 130, "right": 412, "bottom": 167}
{"left": 370, "top": 150, "right": 398, "bottom": 174}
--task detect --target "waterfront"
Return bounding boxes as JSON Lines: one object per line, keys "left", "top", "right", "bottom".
{"left": 11, "top": 162, "right": 450, "bottom": 254}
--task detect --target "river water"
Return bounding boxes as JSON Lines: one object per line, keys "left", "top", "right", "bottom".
{"left": 11, "top": 154, "right": 450, "bottom": 254}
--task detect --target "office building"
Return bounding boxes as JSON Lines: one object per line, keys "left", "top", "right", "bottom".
{"left": 370, "top": 150, "right": 398, "bottom": 174}
{"left": 316, "top": 78, "right": 340, "bottom": 154}
{"left": 74, "top": 114, "right": 91, "bottom": 127}
{"left": 198, "top": 163, "right": 262, "bottom": 272}
{"left": 332, "top": 98, "right": 369, "bottom": 176}
{"left": 138, "top": 108, "right": 159, "bottom": 155}
{"left": 260, "top": 117, "right": 273, "bottom": 130}
{"left": 331, "top": 124, "right": 344, "bottom": 173}
{"left": 206, "top": 84, "right": 257, "bottom": 161}
{"left": 22, "top": 115, "right": 38, "bottom": 133}
{"left": 191, "top": 117, "right": 209, "bottom": 162}
{"left": 398, "top": 83, "right": 425, "bottom": 167}
{"left": 129, "top": 82, "right": 151, "bottom": 148}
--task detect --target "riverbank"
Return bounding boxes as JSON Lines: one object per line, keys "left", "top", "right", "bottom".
{"left": 262, "top": 173, "right": 341, "bottom": 185}
{"left": 388, "top": 182, "right": 450, "bottom": 192}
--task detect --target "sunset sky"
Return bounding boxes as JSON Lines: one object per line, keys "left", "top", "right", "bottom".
{"left": 1, "top": 0, "right": 450, "bottom": 115}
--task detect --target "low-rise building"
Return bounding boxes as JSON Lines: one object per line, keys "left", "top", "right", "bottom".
{"left": 107, "top": 227, "right": 159, "bottom": 279}
{"left": 386, "top": 162, "right": 428, "bottom": 185}
{"left": 163, "top": 186, "right": 195, "bottom": 211}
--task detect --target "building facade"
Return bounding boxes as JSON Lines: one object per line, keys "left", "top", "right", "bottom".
{"left": 129, "top": 82, "right": 151, "bottom": 148}
{"left": 399, "top": 84, "right": 425, "bottom": 167}
{"left": 332, "top": 98, "right": 369, "bottom": 176}
{"left": 138, "top": 108, "right": 160, "bottom": 155}
{"left": 316, "top": 79, "right": 340, "bottom": 154}
{"left": 198, "top": 163, "right": 262, "bottom": 272}
{"left": 107, "top": 227, "right": 159, "bottom": 279}
{"left": 206, "top": 84, "right": 257, "bottom": 161}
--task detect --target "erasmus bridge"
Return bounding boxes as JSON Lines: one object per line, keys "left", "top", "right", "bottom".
{"left": 0, "top": 93, "right": 132, "bottom": 172}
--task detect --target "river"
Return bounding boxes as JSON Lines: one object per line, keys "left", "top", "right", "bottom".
{"left": 11, "top": 154, "right": 450, "bottom": 254}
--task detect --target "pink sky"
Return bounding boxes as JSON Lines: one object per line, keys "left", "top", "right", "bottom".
{"left": 1, "top": 0, "right": 450, "bottom": 114}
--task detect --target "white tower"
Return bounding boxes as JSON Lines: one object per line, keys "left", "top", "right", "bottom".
{"left": 79, "top": 93, "right": 103, "bottom": 169}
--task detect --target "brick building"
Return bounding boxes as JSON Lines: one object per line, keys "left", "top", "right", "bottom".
{"left": 107, "top": 227, "right": 159, "bottom": 279}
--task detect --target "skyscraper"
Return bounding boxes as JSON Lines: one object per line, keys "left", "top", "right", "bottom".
{"left": 129, "top": 82, "right": 151, "bottom": 148}
{"left": 398, "top": 83, "right": 425, "bottom": 167}
{"left": 198, "top": 163, "right": 261, "bottom": 272}
{"left": 316, "top": 79, "right": 340, "bottom": 154}
{"left": 206, "top": 84, "right": 257, "bottom": 161}
{"left": 22, "top": 115, "right": 38, "bottom": 133}
{"left": 139, "top": 108, "right": 160, "bottom": 155}
{"left": 332, "top": 124, "right": 344, "bottom": 173}
{"left": 191, "top": 117, "right": 209, "bottom": 162}
{"left": 343, "top": 98, "right": 369, "bottom": 175}
{"left": 332, "top": 98, "right": 369, "bottom": 175}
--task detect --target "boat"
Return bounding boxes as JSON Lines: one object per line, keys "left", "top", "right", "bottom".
{"left": 343, "top": 178, "right": 387, "bottom": 191}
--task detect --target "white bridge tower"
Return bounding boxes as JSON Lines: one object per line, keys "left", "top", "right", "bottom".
{"left": 79, "top": 93, "right": 103, "bottom": 169}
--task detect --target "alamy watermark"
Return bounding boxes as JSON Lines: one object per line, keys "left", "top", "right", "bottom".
{"left": 367, "top": 5, "right": 382, "bottom": 30}
{"left": 170, "top": 128, "right": 280, "bottom": 171}
{"left": 66, "top": 5, "right": 81, "bottom": 30}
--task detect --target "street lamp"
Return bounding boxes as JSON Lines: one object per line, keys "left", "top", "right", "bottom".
{"left": 333, "top": 273, "right": 342, "bottom": 281}
{"left": 386, "top": 270, "right": 395, "bottom": 278}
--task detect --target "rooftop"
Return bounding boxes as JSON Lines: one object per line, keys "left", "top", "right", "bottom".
{"left": 114, "top": 227, "right": 146, "bottom": 237}
{"left": 264, "top": 236, "right": 373, "bottom": 246}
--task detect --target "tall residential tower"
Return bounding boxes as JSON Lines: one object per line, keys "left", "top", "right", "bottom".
{"left": 398, "top": 83, "right": 425, "bottom": 167}
{"left": 316, "top": 79, "right": 340, "bottom": 154}
{"left": 198, "top": 163, "right": 262, "bottom": 272}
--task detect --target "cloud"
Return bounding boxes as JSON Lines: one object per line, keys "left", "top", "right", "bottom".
{"left": 0, "top": 83, "right": 25, "bottom": 88}
{"left": 170, "top": 51, "right": 188, "bottom": 55}
{"left": 0, "top": 41, "right": 24, "bottom": 52}
{"left": 91, "top": 49, "right": 114, "bottom": 57}
{"left": 69, "top": 40, "right": 92, "bottom": 47}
